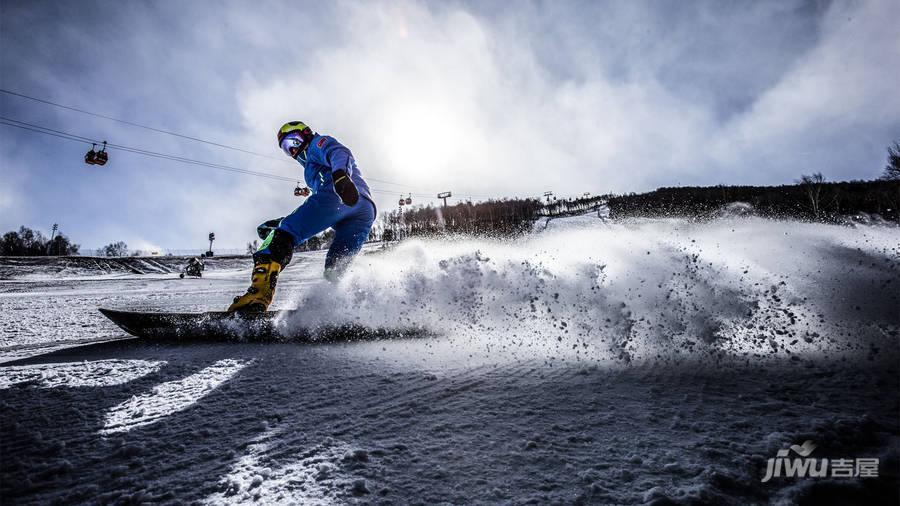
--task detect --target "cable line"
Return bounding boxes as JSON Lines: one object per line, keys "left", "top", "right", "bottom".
{"left": 0, "top": 117, "right": 295, "bottom": 182}
{"left": 0, "top": 88, "right": 286, "bottom": 161}
{"left": 1, "top": 88, "right": 428, "bottom": 190}
{"left": 0, "top": 117, "right": 438, "bottom": 197}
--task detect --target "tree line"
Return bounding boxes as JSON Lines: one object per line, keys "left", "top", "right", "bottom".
{"left": 606, "top": 178, "right": 898, "bottom": 222}
{"left": 380, "top": 198, "right": 545, "bottom": 240}
{"left": 0, "top": 228, "right": 142, "bottom": 257}
{"left": 380, "top": 141, "right": 899, "bottom": 238}
{"left": 0, "top": 226, "right": 80, "bottom": 256}
{"left": 602, "top": 141, "right": 899, "bottom": 222}
{"left": 378, "top": 194, "right": 618, "bottom": 241}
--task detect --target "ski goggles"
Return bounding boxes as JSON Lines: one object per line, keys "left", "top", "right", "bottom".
{"left": 279, "top": 132, "right": 307, "bottom": 159}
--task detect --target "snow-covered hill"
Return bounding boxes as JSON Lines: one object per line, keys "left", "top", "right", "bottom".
{"left": 0, "top": 255, "right": 252, "bottom": 280}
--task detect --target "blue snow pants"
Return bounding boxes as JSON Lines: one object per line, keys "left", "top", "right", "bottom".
{"left": 259, "top": 194, "right": 376, "bottom": 278}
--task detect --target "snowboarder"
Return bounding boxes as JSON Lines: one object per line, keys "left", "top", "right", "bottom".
{"left": 180, "top": 257, "right": 204, "bottom": 278}
{"left": 228, "top": 121, "right": 376, "bottom": 312}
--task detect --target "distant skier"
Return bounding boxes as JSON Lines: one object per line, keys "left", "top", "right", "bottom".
{"left": 180, "top": 256, "right": 204, "bottom": 278}
{"left": 228, "top": 121, "right": 376, "bottom": 312}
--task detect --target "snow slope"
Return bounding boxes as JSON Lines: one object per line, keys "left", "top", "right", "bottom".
{"left": 1, "top": 216, "right": 898, "bottom": 504}
{"left": 0, "top": 255, "right": 252, "bottom": 281}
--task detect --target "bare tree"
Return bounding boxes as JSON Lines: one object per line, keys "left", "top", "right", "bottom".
{"left": 880, "top": 141, "right": 900, "bottom": 180}
{"left": 798, "top": 172, "right": 825, "bottom": 219}
{"left": 101, "top": 241, "right": 129, "bottom": 257}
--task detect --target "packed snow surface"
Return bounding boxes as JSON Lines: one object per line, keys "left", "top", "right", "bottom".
{"left": 1, "top": 216, "right": 898, "bottom": 504}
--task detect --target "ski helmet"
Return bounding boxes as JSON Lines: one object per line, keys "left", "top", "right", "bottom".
{"left": 278, "top": 121, "right": 314, "bottom": 148}
{"left": 277, "top": 121, "right": 315, "bottom": 159}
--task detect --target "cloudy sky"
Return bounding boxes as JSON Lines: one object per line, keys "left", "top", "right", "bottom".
{"left": 1, "top": 0, "right": 898, "bottom": 251}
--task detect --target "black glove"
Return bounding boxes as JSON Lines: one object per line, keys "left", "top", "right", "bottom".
{"left": 333, "top": 169, "right": 359, "bottom": 206}
{"left": 257, "top": 217, "right": 283, "bottom": 240}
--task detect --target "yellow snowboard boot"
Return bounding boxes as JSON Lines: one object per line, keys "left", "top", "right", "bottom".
{"left": 228, "top": 260, "right": 282, "bottom": 312}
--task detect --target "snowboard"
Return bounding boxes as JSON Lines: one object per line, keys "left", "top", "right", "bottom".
{"left": 98, "top": 308, "right": 426, "bottom": 343}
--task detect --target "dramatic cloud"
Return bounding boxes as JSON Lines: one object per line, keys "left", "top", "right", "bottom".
{"left": 1, "top": 0, "right": 897, "bottom": 249}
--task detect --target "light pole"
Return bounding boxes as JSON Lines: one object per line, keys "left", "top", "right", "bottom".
{"left": 437, "top": 191, "right": 452, "bottom": 208}
{"left": 207, "top": 232, "right": 215, "bottom": 257}
{"left": 47, "top": 223, "right": 58, "bottom": 255}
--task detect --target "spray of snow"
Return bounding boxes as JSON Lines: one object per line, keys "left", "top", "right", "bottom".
{"left": 284, "top": 216, "right": 899, "bottom": 364}
{"left": 100, "top": 359, "right": 250, "bottom": 435}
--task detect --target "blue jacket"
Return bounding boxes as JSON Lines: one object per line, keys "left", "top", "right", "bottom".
{"left": 298, "top": 134, "right": 372, "bottom": 203}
